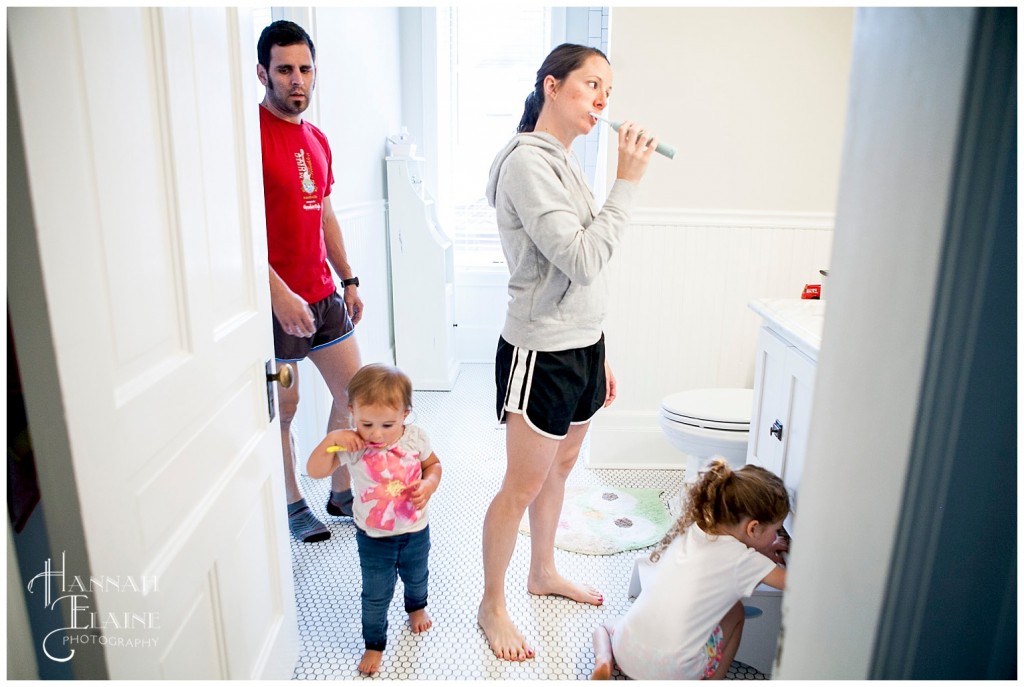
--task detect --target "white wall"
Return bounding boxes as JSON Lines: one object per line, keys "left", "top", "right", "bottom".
{"left": 605, "top": 8, "right": 854, "bottom": 211}
{"left": 397, "top": 8, "right": 440, "bottom": 205}
{"left": 586, "top": 8, "right": 853, "bottom": 465}
{"left": 312, "top": 7, "right": 401, "bottom": 208}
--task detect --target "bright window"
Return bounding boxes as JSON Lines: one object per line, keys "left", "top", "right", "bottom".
{"left": 446, "top": 7, "right": 552, "bottom": 269}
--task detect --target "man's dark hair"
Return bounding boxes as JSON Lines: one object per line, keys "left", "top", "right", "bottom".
{"left": 257, "top": 20, "right": 316, "bottom": 69}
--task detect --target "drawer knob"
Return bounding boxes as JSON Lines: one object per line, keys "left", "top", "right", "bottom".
{"left": 770, "top": 419, "right": 784, "bottom": 441}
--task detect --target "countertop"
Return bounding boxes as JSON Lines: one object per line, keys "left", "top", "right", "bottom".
{"left": 749, "top": 298, "right": 826, "bottom": 359}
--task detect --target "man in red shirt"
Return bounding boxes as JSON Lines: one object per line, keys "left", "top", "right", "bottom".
{"left": 257, "top": 20, "right": 362, "bottom": 542}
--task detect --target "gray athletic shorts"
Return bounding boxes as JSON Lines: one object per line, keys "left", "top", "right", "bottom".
{"left": 273, "top": 290, "right": 354, "bottom": 362}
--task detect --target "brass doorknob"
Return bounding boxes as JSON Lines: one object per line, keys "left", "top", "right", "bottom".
{"left": 267, "top": 363, "right": 294, "bottom": 389}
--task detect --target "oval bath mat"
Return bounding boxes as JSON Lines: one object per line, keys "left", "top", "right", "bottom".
{"left": 519, "top": 485, "right": 674, "bottom": 555}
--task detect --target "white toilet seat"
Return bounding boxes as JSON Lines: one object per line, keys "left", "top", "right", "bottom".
{"left": 661, "top": 412, "right": 748, "bottom": 432}
{"left": 660, "top": 388, "right": 753, "bottom": 431}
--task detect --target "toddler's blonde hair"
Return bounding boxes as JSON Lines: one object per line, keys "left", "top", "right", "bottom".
{"left": 346, "top": 363, "right": 413, "bottom": 412}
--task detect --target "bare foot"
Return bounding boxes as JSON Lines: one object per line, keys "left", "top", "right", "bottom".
{"left": 591, "top": 623, "right": 615, "bottom": 679}
{"left": 527, "top": 572, "right": 603, "bottom": 605}
{"left": 358, "top": 649, "right": 383, "bottom": 676}
{"left": 477, "top": 604, "right": 535, "bottom": 661}
{"left": 591, "top": 660, "right": 613, "bottom": 680}
{"left": 409, "top": 608, "right": 433, "bottom": 633}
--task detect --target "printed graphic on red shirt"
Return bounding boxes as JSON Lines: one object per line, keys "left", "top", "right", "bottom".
{"left": 295, "top": 148, "right": 322, "bottom": 212}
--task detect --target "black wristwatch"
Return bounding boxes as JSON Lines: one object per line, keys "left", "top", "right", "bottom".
{"left": 341, "top": 276, "right": 360, "bottom": 288}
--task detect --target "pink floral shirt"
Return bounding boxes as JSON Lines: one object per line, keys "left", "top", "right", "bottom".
{"left": 337, "top": 424, "right": 433, "bottom": 538}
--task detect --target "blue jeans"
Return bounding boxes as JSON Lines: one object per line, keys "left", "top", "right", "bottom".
{"left": 355, "top": 525, "right": 431, "bottom": 651}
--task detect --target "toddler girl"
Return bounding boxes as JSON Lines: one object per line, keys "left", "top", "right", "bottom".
{"left": 592, "top": 458, "right": 789, "bottom": 680}
{"left": 307, "top": 363, "right": 442, "bottom": 676}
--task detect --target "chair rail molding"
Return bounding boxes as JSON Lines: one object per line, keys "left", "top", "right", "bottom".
{"left": 629, "top": 208, "right": 835, "bottom": 231}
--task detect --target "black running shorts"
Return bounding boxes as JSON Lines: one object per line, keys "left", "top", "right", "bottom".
{"left": 494, "top": 334, "right": 607, "bottom": 439}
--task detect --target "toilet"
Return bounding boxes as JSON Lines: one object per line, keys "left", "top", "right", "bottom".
{"left": 658, "top": 388, "right": 753, "bottom": 481}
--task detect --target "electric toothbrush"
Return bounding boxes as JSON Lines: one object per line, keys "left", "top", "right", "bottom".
{"left": 589, "top": 112, "right": 676, "bottom": 160}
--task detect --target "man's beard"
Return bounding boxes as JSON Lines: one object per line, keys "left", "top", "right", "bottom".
{"left": 268, "top": 79, "right": 313, "bottom": 116}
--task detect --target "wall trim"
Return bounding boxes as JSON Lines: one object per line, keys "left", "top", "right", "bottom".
{"left": 335, "top": 198, "right": 387, "bottom": 221}
{"left": 630, "top": 208, "right": 835, "bottom": 230}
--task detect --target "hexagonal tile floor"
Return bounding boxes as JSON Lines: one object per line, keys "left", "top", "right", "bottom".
{"left": 290, "top": 364, "right": 767, "bottom": 680}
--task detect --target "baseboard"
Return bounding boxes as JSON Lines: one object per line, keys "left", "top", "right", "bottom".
{"left": 409, "top": 361, "right": 461, "bottom": 392}
{"left": 587, "top": 411, "right": 683, "bottom": 470}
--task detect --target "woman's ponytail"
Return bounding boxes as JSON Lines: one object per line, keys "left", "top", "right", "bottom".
{"left": 517, "top": 90, "right": 542, "bottom": 133}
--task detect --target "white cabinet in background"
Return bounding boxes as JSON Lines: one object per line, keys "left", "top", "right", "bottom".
{"left": 385, "top": 156, "right": 459, "bottom": 390}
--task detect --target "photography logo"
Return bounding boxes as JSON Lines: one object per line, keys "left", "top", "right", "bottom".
{"left": 26, "top": 551, "right": 160, "bottom": 662}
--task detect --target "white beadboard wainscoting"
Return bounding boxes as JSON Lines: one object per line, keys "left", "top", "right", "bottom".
{"left": 590, "top": 208, "right": 834, "bottom": 468}
{"left": 451, "top": 209, "right": 834, "bottom": 469}
{"left": 333, "top": 199, "right": 395, "bottom": 366}
{"left": 292, "top": 200, "right": 395, "bottom": 454}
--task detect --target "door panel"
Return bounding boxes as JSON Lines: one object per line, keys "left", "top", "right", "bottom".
{"left": 8, "top": 7, "right": 297, "bottom": 679}
{"left": 782, "top": 346, "right": 817, "bottom": 507}
{"left": 158, "top": 587, "right": 224, "bottom": 679}
{"left": 217, "top": 484, "right": 287, "bottom": 678}
{"left": 134, "top": 376, "right": 266, "bottom": 549}
{"left": 76, "top": 11, "right": 185, "bottom": 384}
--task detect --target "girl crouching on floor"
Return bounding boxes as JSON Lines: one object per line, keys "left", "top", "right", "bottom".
{"left": 592, "top": 458, "right": 789, "bottom": 680}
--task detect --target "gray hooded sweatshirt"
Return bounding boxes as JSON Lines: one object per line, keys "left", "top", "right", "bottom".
{"left": 485, "top": 131, "right": 637, "bottom": 352}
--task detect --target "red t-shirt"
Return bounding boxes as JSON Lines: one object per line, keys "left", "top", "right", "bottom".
{"left": 260, "top": 105, "right": 336, "bottom": 304}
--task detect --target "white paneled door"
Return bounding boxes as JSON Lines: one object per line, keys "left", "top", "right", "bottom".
{"left": 8, "top": 8, "right": 298, "bottom": 679}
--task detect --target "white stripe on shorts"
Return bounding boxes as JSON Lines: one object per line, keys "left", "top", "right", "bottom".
{"left": 504, "top": 345, "right": 536, "bottom": 415}
{"left": 503, "top": 344, "right": 566, "bottom": 440}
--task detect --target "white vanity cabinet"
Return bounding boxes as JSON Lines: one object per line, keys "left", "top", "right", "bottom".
{"left": 746, "top": 299, "right": 824, "bottom": 533}
{"left": 385, "top": 156, "right": 459, "bottom": 390}
{"left": 734, "top": 299, "right": 822, "bottom": 677}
